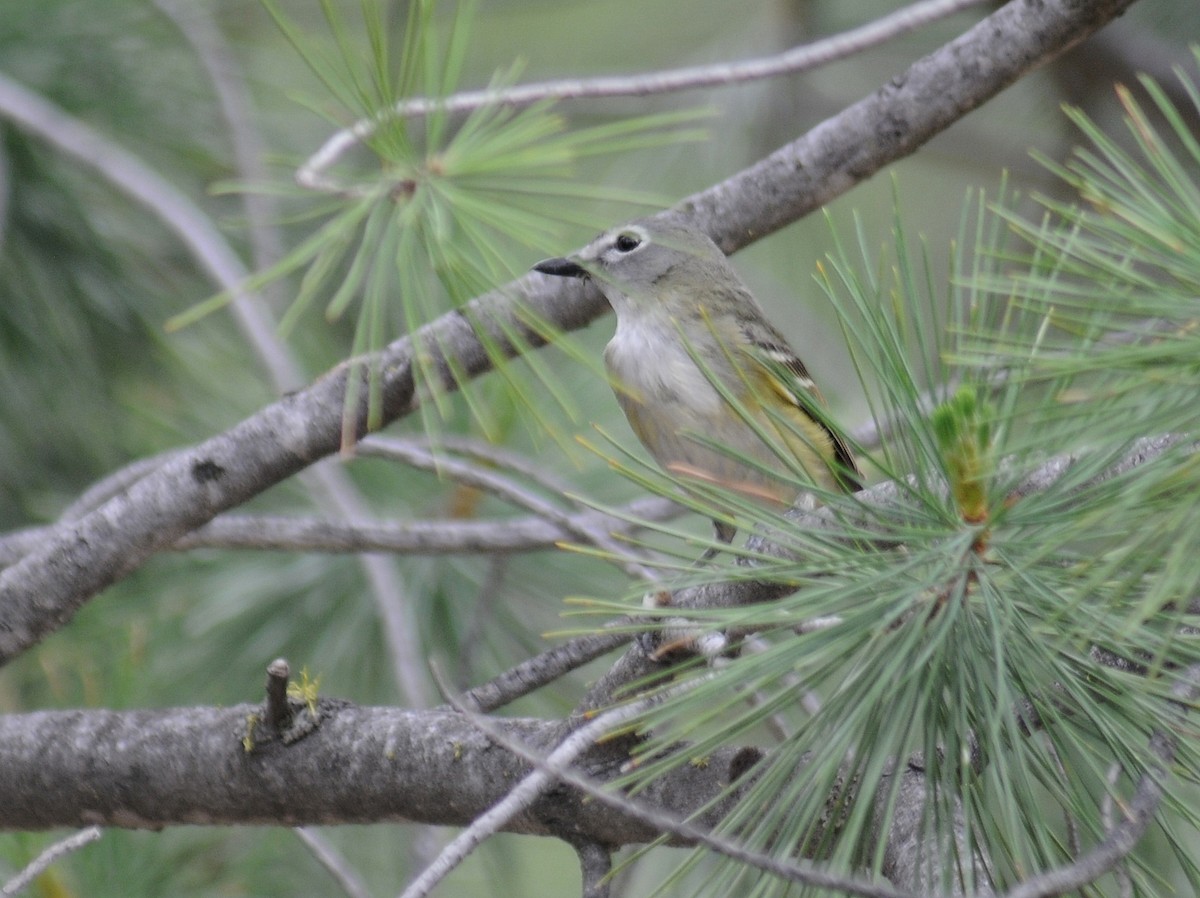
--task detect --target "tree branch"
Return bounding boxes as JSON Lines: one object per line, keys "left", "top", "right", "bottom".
{"left": 358, "top": 436, "right": 662, "bottom": 579}
{"left": 0, "top": 697, "right": 931, "bottom": 893}
{"left": 0, "top": 701, "right": 764, "bottom": 845}
{"left": 0, "top": 498, "right": 682, "bottom": 564}
{"left": 458, "top": 621, "right": 635, "bottom": 713}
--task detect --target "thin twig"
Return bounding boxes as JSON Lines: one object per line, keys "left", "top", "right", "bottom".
{"left": 299, "top": 0, "right": 991, "bottom": 193}
{"left": 1100, "top": 763, "right": 1134, "bottom": 898}
{"left": 359, "top": 436, "right": 663, "bottom": 580}
{"left": 1, "top": 827, "right": 102, "bottom": 897}
{"left": 0, "top": 494, "right": 682, "bottom": 566}
{"left": 443, "top": 687, "right": 917, "bottom": 898}
{"left": 399, "top": 684, "right": 701, "bottom": 898}
{"left": 154, "top": 0, "right": 288, "bottom": 307}
{"left": 431, "top": 434, "right": 581, "bottom": 499}
{"left": 357, "top": 437, "right": 577, "bottom": 518}
{"left": 996, "top": 665, "right": 1200, "bottom": 898}
{"left": 458, "top": 620, "right": 635, "bottom": 713}
{"left": 293, "top": 828, "right": 372, "bottom": 898}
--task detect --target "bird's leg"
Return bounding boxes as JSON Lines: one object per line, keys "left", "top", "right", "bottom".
{"left": 697, "top": 519, "right": 737, "bottom": 563}
{"left": 645, "top": 520, "right": 739, "bottom": 661}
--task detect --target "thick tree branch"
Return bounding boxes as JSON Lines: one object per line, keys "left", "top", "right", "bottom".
{"left": 1, "top": 666, "right": 1184, "bottom": 895}
{"left": 0, "top": 699, "right": 938, "bottom": 897}
{"left": 0, "top": 702, "right": 758, "bottom": 842}
{"left": 0, "top": 0, "right": 1138, "bottom": 665}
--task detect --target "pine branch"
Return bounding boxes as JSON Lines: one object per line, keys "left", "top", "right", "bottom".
{"left": 299, "top": 0, "right": 991, "bottom": 193}
{"left": 673, "top": 434, "right": 1183, "bottom": 615}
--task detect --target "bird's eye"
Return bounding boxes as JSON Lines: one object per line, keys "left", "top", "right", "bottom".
{"left": 614, "top": 232, "right": 642, "bottom": 253}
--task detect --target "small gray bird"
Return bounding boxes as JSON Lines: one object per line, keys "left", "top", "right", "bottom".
{"left": 534, "top": 217, "right": 859, "bottom": 547}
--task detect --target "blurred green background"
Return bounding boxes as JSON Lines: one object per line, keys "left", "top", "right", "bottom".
{"left": 1, "top": 1, "right": 1198, "bottom": 895}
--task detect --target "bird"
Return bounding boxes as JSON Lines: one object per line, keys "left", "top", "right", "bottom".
{"left": 533, "top": 216, "right": 859, "bottom": 551}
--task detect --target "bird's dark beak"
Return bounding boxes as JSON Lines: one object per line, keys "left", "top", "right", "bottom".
{"left": 533, "top": 257, "right": 588, "bottom": 279}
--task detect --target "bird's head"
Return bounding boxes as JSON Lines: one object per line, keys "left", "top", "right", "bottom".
{"left": 533, "top": 218, "right": 734, "bottom": 318}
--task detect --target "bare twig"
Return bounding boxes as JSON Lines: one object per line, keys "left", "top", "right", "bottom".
{"left": 444, "top": 687, "right": 917, "bottom": 898}
{"left": 458, "top": 620, "right": 635, "bottom": 713}
{"left": 154, "top": 0, "right": 287, "bottom": 307}
{"left": 399, "top": 685, "right": 698, "bottom": 898}
{"left": 575, "top": 840, "right": 613, "bottom": 898}
{"left": 293, "top": 828, "right": 372, "bottom": 898}
{"left": 1, "top": 827, "right": 102, "bottom": 897}
{"left": 299, "top": 0, "right": 991, "bottom": 193}
{"left": 431, "top": 434, "right": 580, "bottom": 498}
{"left": 265, "top": 658, "right": 292, "bottom": 732}
{"left": 0, "top": 496, "right": 682, "bottom": 565}
{"left": 996, "top": 665, "right": 1200, "bottom": 898}
{"left": 360, "top": 436, "right": 663, "bottom": 580}
{"left": 1100, "top": 763, "right": 1134, "bottom": 898}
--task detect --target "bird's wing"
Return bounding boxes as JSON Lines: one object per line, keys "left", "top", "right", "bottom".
{"left": 742, "top": 333, "right": 862, "bottom": 492}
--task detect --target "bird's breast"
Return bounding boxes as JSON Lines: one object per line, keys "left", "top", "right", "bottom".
{"left": 603, "top": 317, "right": 725, "bottom": 414}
